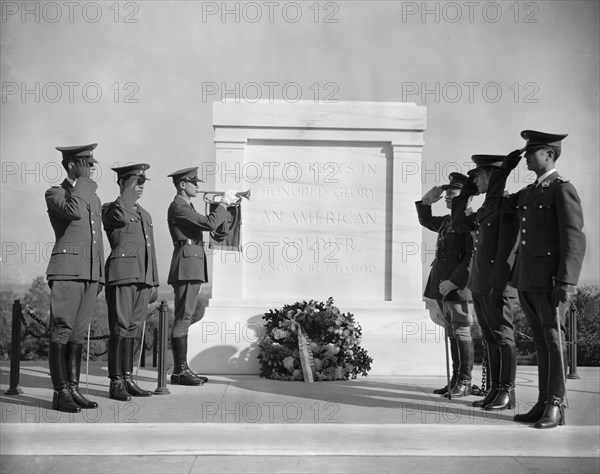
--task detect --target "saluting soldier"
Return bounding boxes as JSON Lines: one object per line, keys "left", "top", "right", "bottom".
{"left": 484, "top": 131, "right": 586, "bottom": 428}
{"left": 416, "top": 172, "right": 475, "bottom": 397}
{"left": 166, "top": 167, "right": 236, "bottom": 386}
{"left": 45, "top": 143, "right": 104, "bottom": 413}
{"left": 451, "top": 155, "right": 520, "bottom": 410}
{"left": 102, "top": 164, "right": 159, "bottom": 401}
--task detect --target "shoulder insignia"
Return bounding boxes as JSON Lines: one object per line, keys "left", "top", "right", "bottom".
{"left": 555, "top": 176, "right": 570, "bottom": 183}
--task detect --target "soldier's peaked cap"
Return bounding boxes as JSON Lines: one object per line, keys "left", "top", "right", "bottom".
{"left": 55, "top": 143, "right": 98, "bottom": 163}
{"left": 111, "top": 163, "right": 150, "bottom": 178}
{"left": 167, "top": 166, "right": 204, "bottom": 183}
{"left": 441, "top": 172, "right": 468, "bottom": 190}
{"left": 467, "top": 155, "right": 505, "bottom": 177}
{"left": 521, "top": 130, "right": 568, "bottom": 151}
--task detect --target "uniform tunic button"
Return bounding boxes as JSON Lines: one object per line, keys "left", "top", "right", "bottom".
{"left": 547, "top": 252, "right": 551, "bottom": 255}
{"left": 522, "top": 229, "right": 526, "bottom": 233}
{"left": 523, "top": 205, "right": 527, "bottom": 210}
{"left": 522, "top": 240, "right": 526, "bottom": 245}
{"left": 522, "top": 217, "right": 526, "bottom": 221}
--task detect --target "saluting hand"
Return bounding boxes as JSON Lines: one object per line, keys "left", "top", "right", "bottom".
{"left": 422, "top": 186, "right": 444, "bottom": 205}
{"left": 501, "top": 149, "right": 523, "bottom": 171}
{"left": 72, "top": 159, "right": 92, "bottom": 180}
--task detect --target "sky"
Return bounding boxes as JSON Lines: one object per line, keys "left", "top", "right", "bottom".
{"left": 1, "top": 0, "right": 598, "bottom": 290}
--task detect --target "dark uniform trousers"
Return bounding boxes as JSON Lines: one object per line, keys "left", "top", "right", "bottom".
{"left": 472, "top": 293, "right": 515, "bottom": 346}
{"left": 485, "top": 168, "right": 585, "bottom": 404}
{"left": 172, "top": 281, "right": 203, "bottom": 338}
{"left": 518, "top": 291, "right": 569, "bottom": 399}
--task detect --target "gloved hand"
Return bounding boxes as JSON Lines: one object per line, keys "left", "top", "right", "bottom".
{"left": 552, "top": 282, "right": 572, "bottom": 307}
{"left": 460, "top": 175, "right": 479, "bottom": 197}
{"left": 71, "top": 159, "right": 92, "bottom": 179}
{"left": 439, "top": 280, "right": 458, "bottom": 297}
{"left": 149, "top": 287, "right": 158, "bottom": 305}
{"left": 501, "top": 149, "right": 523, "bottom": 171}
{"left": 421, "top": 186, "right": 444, "bottom": 205}
{"left": 490, "top": 287, "right": 504, "bottom": 308}
{"left": 221, "top": 190, "right": 238, "bottom": 206}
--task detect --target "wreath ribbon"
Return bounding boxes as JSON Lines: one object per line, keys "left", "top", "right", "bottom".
{"left": 292, "top": 321, "right": 315, "bottom": 383}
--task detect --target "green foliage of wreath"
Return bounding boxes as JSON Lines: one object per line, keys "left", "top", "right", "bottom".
{"left": 258, "top": 297, "right": 373, "bottom": 381}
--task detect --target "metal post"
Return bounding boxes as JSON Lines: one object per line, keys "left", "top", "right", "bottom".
{"left": 567, "top": 304, "right": 580, "bottom": 380}
{"left": 154, "top": 300, "right": 170, "bottom": 395}
{"left": 152, "top": 328, "right": 158, "bottom": 368}
{"left": 6, "top": 300, "right": 23, "bottom": 395}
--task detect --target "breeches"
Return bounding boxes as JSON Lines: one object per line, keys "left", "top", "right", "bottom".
{"left": 49, "top": 280, "right": 99, "bottom": 344}
{"left": 436, "top": 300, "right": 473, "bottom": 341}
{"left": 472, "top": 292, "right": 516, "bottom": 346}
{"left": 106, "top": 283, "right": 152, "bottom": 338}
{"left": 172, "top": 281, "right": 202, "bottom": 338}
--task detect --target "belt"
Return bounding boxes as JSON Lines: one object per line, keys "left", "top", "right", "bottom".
{"left": 174, "top": 239, "right": 201, "bottom": 247}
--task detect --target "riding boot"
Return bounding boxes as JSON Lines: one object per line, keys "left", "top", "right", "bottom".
{"left": 123, "top": 337, "right": 152, "bottom": 397}
{"left": 514, "top": 349, "right": 548, "bottom": 422}
{"left": 445, "top": 338, "right": 473, "bottom": 398}
{"left": 473, "top": 343, "right": 500, "bottom": 408}
{"left": 66, "top": 342, "right": 98, "bottom": 409}
{"left": 108, "top": 335, "right": 131, "bottom": 401}
{"left": 171, "top": 336, "right": 204, "bottom": 386}
{"left": 535, "top": 395, "right": 566, "bottom": 429}
{"left": 433, "top": 338, "right": 459, "bottom": 394}
{"left": 49, "top": 342, "right": 81, "bottom": 413}
{"left": 485, "top": 344, "right": 517, "bottom": 410}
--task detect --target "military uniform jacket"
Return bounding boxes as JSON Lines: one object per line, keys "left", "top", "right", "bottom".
{"left": 416, "top": 201, "right": 473, "bottom": 301}
{"left": 102, "top": 198, "right": 159, "bottom": 287}
{"left": 484, "top": 169, "right": 586, "bottom": 292}
{"left": 451, "top": 195, "right": 519, "bottom": 296}
{"left": 45, "top": 178, "right": 104, "bottom": 282}
{"left": 167, "top": 196, "right": 229, "bottom": 285}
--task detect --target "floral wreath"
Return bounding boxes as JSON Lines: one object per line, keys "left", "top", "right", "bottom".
{"left": 258, "top": 297, "right": 373, "bottom": 381}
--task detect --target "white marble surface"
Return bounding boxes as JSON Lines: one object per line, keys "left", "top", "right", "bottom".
{"left": 190, "top": 101, "right": 430, "bottom": 374}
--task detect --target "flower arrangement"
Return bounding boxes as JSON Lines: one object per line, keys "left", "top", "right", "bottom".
{"left": 258, "top": 297, "right": 373, "bottom": 381}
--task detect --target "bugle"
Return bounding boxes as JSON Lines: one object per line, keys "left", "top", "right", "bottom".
{"left": 201, "top": 189, "right": 251, "bottom": 203}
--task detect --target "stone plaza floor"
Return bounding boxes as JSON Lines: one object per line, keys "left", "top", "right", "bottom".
{"left": 1, "top": 361, "right": 599, "bottom": 473}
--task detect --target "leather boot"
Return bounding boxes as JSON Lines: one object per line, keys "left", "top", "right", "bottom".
{"left": 49, "top": 342, "right": 81, "bottom": 413}
{"left": 123, "top": 337, "right": 152, "bottom": 397}
{"left": 485, "top": 344, "right": 517, "bottom": 410}
{"left": 473, "top": 343, "right": 500, "bottom": 408}
{"left": 434, "top": 338, "right": 458, "bottom": 394}
{"left": 485, "top": 384, "right": 516, "bottom": 410}
{"left": 108, "top": 335, "right": 131, "bottom": 401}
{"left": 514, "top": 399, "right": 546, "bottom": 422}
{"left": 456, "top": 338, "right": 474, "bottom": 384}
{"left": 535, "top": 396, "right": 566, "bottom": 429}
{"left": 171, "top": 336, "right": 204, "bottom": 386}
{"left": 66, "top": 343, "right": 98, "bottom": 409}
{"left": 445, "top": 378, "right": 471, "bottom": 397}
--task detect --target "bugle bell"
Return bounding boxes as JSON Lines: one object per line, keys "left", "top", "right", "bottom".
{"left": 201, "top": 189, "right": 251, "bottom": 203}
